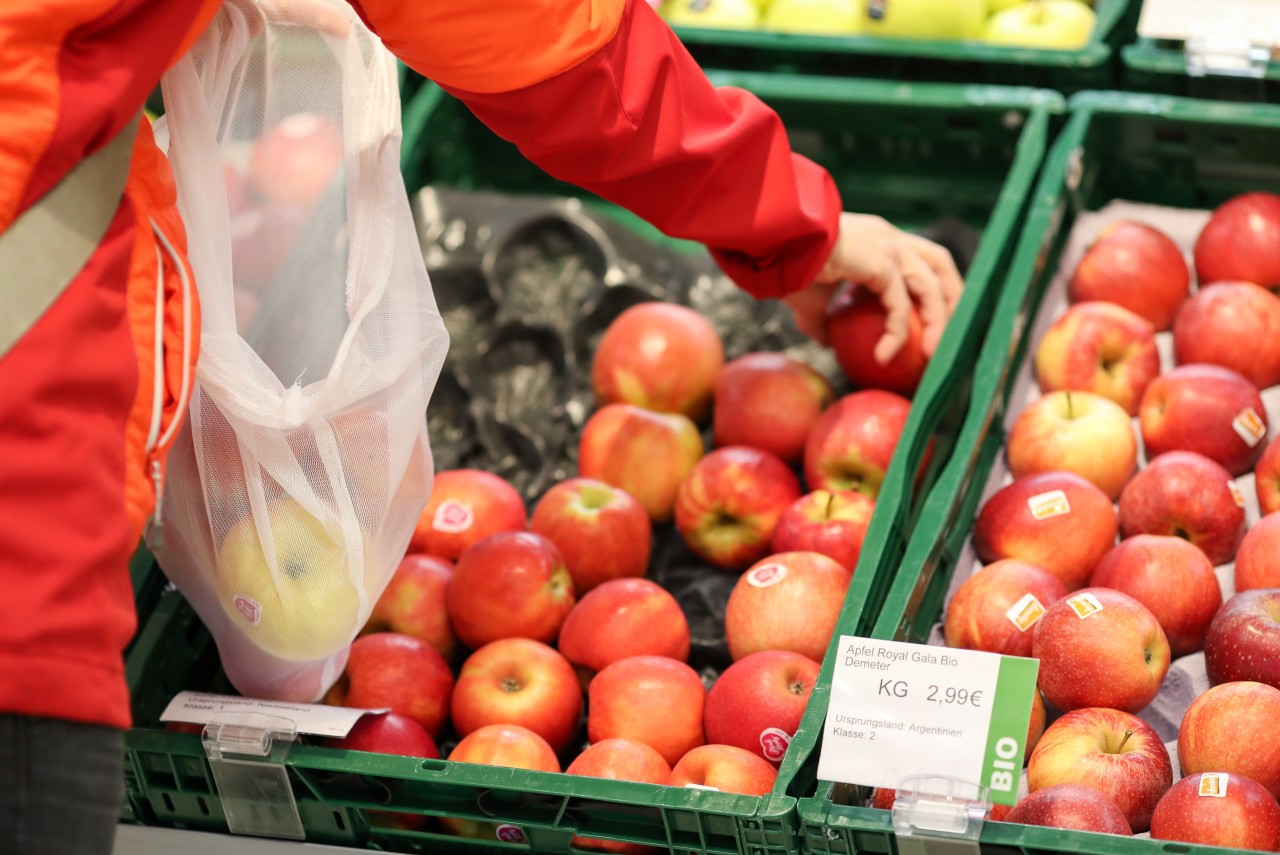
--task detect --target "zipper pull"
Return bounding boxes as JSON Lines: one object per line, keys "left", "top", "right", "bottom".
{"left": 149, "top": 458, "right": 166, "bottom": 550}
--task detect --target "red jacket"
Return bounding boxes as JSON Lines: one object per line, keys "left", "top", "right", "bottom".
{"left": 0, "top": 0, "right": 839, "bottom": 730}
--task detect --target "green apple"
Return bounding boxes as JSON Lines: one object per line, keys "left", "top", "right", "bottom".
{"left": 989, "top": 0, "right": 1025, "bottom": 12}
{"left": 663, "top": 0, "right": 760, "bottom": 27}
{"left": 764, "top": 0, "right": 862, "bottom": 33}
{"left": 217, "top": 498, "right": 373, "bottom": 661}
{"left": 982, "top": 0, "right": 1096, "bottom": 48}
{"left": 857, "top": 0, "right": 987, "bottom": 40}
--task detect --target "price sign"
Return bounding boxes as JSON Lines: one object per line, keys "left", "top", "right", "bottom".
{"left": 816, "top": 638, "right": 1039, "bottom": 806}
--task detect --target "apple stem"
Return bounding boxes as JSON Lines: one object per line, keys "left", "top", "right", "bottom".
{"left": 825, "top": 493, "right": 835, "bottom": 517}
{"left": 1117, "top": 728, "right": 1133, "bottom": 753}
{"left": 1065, "top": 391, "right": 1074, "bottom": 419}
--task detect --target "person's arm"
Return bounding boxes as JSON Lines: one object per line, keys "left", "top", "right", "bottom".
{"left": 346, "top": 0, "right": 960, "bottom": 358}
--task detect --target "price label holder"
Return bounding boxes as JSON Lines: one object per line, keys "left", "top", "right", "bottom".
{"left": 1138, "top": 0, "right": 1278, "bottom": 77}
{"left": 893, "top": 776, "right": 991, "bottom": 855}
{"left": 816, "top": 638, "right": 1039, "bottom": 812}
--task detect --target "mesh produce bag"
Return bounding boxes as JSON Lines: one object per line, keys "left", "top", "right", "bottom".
{"left": 150, "top": 0, "right": 448, "bottom": 701}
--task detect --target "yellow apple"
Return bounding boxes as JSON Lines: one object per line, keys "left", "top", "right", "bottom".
{"left": 663, "top": 0, "right": 760, "bottom": 27}
{"left": 989, "top": 0, "right": 1025, "bottom": 11}
{"left": 216, "top": 498, "right": 373, "bottom": 661}
{"left": 983, "top": 0, "right": 1095, "bottom": 49}
{"left": 857, "top": 0, "right": 987, "bottom": 40}
{"left": 764, "top": 0, "right": 862, "bottom": 33}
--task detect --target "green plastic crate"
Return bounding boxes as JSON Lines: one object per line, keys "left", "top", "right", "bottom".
{"left": 662, "top": 0, "right": 1140, "bottom": 93}
{"left": 1123, "top": 38, "right": 1280, "bottom": 103}
{"left": 797, "top": 90, "right": 1280, "bottom": 855}
{"left": 120, "top": 76, "right": 1061, "bottom": 853}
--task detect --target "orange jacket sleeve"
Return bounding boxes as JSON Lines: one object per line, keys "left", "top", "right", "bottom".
{"left": 347, "top": 0, "right": 841, "bottom": 300}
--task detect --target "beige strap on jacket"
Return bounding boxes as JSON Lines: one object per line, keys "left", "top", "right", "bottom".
{"left": 0, "top": 115, "right": 141, "bottom": 357}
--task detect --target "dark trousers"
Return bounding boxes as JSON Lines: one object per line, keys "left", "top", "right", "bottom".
{"left": 0, "top": 715, "right": 124, "bottom": 855}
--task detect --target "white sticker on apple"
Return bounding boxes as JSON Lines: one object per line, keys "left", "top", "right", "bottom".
{"left": 1005, "top": 593, "right": 1047, "bottom": 632}
{"left": 1233, "top": 407, "right": 1266, "bottom": 448}
{"left": 1026, "top": 490, "right": 1070, "bottom": 520}
{"left": 232, "top": 593, "right": 263, "bottom": 626}
{"left": 1066, "top": 592, "right": 1104, "bottom": 619}
{"left": 1229, "top": 482, "right": 1246, "bottom": 508}
{"left": 747, "top": 563, "right": 788, "bottom": 588}
{"left": 760, "top": 727, "right": 792, "bottom": 762}
{"left": 1199, "top": 773, "right": 1229, "bottom": 798}
{"left": 495, "top": 824, "right": 525, "bottom": 843}
{"left": 433, "top": 500, "right": 474, "bottom": 534}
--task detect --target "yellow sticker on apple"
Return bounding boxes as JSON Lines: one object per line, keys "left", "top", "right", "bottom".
{"left": 1233, "top": 408, "right": 1266, "bottom": 448}
{"left": 1199, "top": 773, "right": 1229, "bottom": 798}
{"left": 1027, "top": 490, "right": 1070, "bottom": 521}
{"left": 1066, "top": 592, "right": 1103, "bottom": 619}
{"left": 747, "top": 563, "right": 788, "bottom": 588}
{"left": 1229, "top": 482, "right": 1246, "bottom": 509}
{"left": 1005, "top": 593, "right": 1047, "bottom": 632}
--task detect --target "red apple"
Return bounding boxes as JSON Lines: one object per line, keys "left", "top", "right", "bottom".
{"left": 971, "top": 472, "right": 1118, "bottom": 590}
{"left": 943, "top": 559, "right": 1070, "bottom": 658}
{"left": 713, "top": 352, "right": 834, "bottom": 464}
{"left": 669, "top": 744, "right": 778, "bottom": 796}
{"left": 362, "top": 553, "right": 456, "bottom": 660}
{"left": 1235, "top": 513, "right": 1280, "bottom": 592}
{"left": 1257, "top": 437, "right": 1280, "bottom": 516}
{"left": 703, "top": 650, "right": 819, "bottom": 765}
{"left": 578, "top": 403, "right": 704, "bottom": 524}
{"left": 1117, "top": 451, "right": 1245, "bottom": 566}
{"left": 229, "top": 202, "right": 305, "bottom": 295}
{"left": 322, "top": 712, "right": 440, "bottom": 831}
{"left": 674, "top": 446, "right": 802, "bottom": 570}
{"left": 1194, "top": 192, "right": 1280, "bottom": 292}
{"left": 409, "top": 469, "right": 527, "bottom": 561}
{"left": 591, "top": 302, "right": 724, "bottom": 421}
{"left": 804, "top": 390, "right": 913, "bottom": 498}
{"left": 530, "top": 478, "right": 651, "bottom": 593}
{"left": 1027, "top": 708, "right": 1172, "bottom": 832}
{"left": 1174, "top": 282, "right": 1280, "bottom": 389}
{"left": 871, "top": 788, "right": 896, "bottom": 810}
{"left": 326, "top": 632, "right": 454, "bottom": 737}
{"left": 1069, "top": 221, "right": 1190, "bottom": 330}
{"left": 724, "top": 551, "right": 853, "bottom": 662}
{"left": 558, "top": 578, "right": 691, "bottom": 682}
{"left": 1179, "top": 681, "right": 1280, "bottom": 799}
{"left": 1007, "top": 391, "right": 1137, "bottom": 500}
{"left": 770, "top": 490, "right": 874, "bottom": 572}
{"left": 826, "top": 289, "right": 929, "bottom": 396}
{"left": 451, "top": 638, "right": 583, "bottom": 753}
{"left": 588, "top": 655, "right": 706, "bottom": 766}
{"left": 565, "top": 739, "right": 672, "bottom": 855}
{"left": 1140, "top": 364, "right": 1269, "bottom": 477}
{"left": 1034, "top": 302, "right": 1160, "bottom": 416}
{"left": 1089, "top": 535, "right": 1222, "bottom": 657}
{"left": 224, "top": 161, "right": 249, "bottom": 219}
{"left": 1004, "top": 783, "right": 1132, "bottom": 835}
{"left": 442, "top": 724, "right": 561, "bottom": 839}
{"left": 248, "top": 112, "right": 344, "bottom": 210}
{"left": 1204, "top": 589, "right": 1280, "bottom": 689}
{"left": 1150, "top": 772, "right": 1280, "bottom": 851}
{"left": 446, "top": 531, "right": 575, "bottom": 650}
{"left": 1031, "top": 588, "right": 1170, "bottom": 713}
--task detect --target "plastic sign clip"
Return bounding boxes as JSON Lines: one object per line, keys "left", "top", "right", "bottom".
{"left": 202, "top": 712, "right": 305, "bottom": 840}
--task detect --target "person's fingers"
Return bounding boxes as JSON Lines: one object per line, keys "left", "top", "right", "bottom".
{"left": 908, "top": 235, "right": 965, "bottom": 315}
{"left": 862, "top": 253, "right": 911, "bottom": 365}
{"left": 782, "top": 280, "right": 839, "bottom": 345}
{"left": 900, "top": 250, "right": 946, "bottom": 356}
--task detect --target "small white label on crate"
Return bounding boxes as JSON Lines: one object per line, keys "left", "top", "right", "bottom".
{"left": 160, "top": 691, "right": 387, "bottom": 738}
{"left": 1233, "top": 408, "right": 1267, "bottom": 448}
{"left": 1230, "top": 481, "right": 1247, "bottom": 508}
{"left": 1027, "top": 490, "right": 1071, "bottom": 521}
{"left": 1005, "top": 594, "right": 1048, "bottom": 633}
{"left": 433, "top": 500, "right": 475, "bottom": 533}
{"left": 747, "top": 563, "right": 788, "bottom": 588}
{"left": 1199, "top": 773, "right": 1230, "bottom": 798}
{"left": 1067, "top": 592, "right": 1104, "bottom": 619}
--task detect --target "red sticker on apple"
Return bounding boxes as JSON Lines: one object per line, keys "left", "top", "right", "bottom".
{"left": 495, "top": 824, "right": 525, "bottom": 843}
{"left": 760, "top": 727, "right": 791, "bottom": 762}
{"left": 747, "top": 563, "right": 788, "bottom": 588}
{"left": 1233, "top": 408, "right": 1266, "bottom": 448}
{"left": 1198, "top": 773, "right": 1229, "bottom": 798}
{"left": 232, "top": 593, "right": 263, "bottom": 626}
{"left": 1005, "top": 593, "right": 1047, "bottom": 632}
{"left": 1229, "top": 482, "right": 1246, "bottom": 509}
{"left": 1026, "top": 490, "right": 1070, "bottom": 521}
{"left": 1066, "top": 592, "right": 1103, "bottom": 619}
{"left": 432, "top": 500, "right": 474, "bottom": 534}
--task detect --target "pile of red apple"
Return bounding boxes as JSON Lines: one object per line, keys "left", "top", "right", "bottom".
{"left": 307, "top": 287, "right": 935, "bottom": 843}
{"left": 900, "top": 192, "right": 1280, "bottom": 850}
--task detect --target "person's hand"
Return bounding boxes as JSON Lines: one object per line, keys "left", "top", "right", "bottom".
{"left": 782, "top": 213, "right": 964, "bottom": 363}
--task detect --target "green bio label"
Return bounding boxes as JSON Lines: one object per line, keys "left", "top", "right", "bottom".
{"left": 816, "top": 638, "right": 1039, "bottom": 806}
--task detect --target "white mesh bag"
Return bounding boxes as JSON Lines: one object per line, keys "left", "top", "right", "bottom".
{"left": 151, "top": 0, "right": 448, "bottom": 701}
